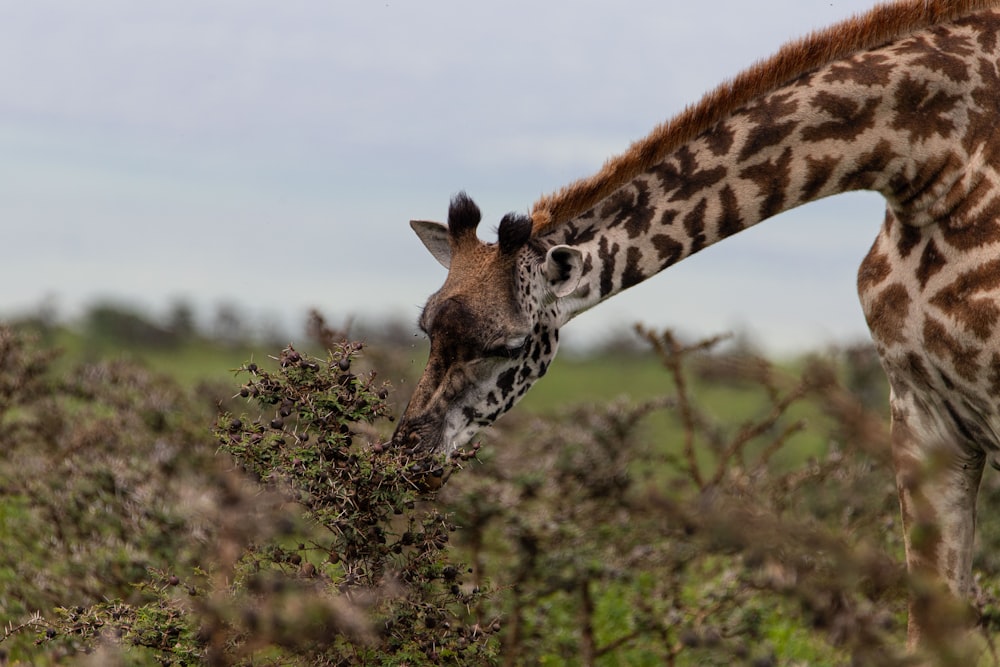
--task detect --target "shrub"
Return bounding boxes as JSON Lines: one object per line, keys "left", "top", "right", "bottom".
{"left": 209, "top": 341, "right": 500, "bottom": 665}
{"left": 0, "top": 324, "right": 498, "bottom": 665}
{"left": 0, "top": 325, "right": 221, "bottom": 662}
{"left": 3, "top": 319, "right": 998, "bottom": 665}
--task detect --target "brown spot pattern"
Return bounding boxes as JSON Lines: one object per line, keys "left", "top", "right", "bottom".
{"left": 905, "top": 352, "right": 932, "bottom": 389}
{"left": 890, "top": 75, "right": 962, "bottom": 143}
{"left": 803, "top": 91, "right": 880, "bottom": 142}
{"left": 598, "top": 183, "right": 655, "bottom": 239}
{"left": 658, "top": 208, "right": 679, "bottom": 228}
{"left": 559, "top": 219, "right": 599, "bottom": 246}
{"left": 716, "top": 185, "right": 745, "bottom": 239}
{"left": 857, "top": 247, "right": 891, "bottom": 292}
{"left": 738, "top": 92, "right": 800, "bottom": 161}
{"left": 683, "top": 198, "right": 708, "bottom": 253}
{"left": 822, "top": 53, "right": 895, "bottom": 87}
{"left": 987, "top": 352, "right": 1000, "bottom": 395}
{"left": 929, "top": 258, "right": 1000, "bottom": 340}
{"left": 916, "top": 239, "right": 946, "bottom": 288}
{"left": 897, "top": 31, "right": 974, "bottom": 82}
{"left": 622, "top": 246, "right": 645, "bottom": 289}
{"left": 739, "top": 119, "right": 799, "bottom": 163}
{"left": 840, "top": 139, "right": 899, "bottom": 191}
{"left": 957, "top": 11, "right": 1000, "bottom": 53}
{"left": 801, "top": 154, "right": 842, "bottom": 201}
{"left": 895, "top": 222, "right": 923, "bottom": 259}
{"left": 923, "top": 316, "right": 981, "bottom": 382}
{"left": 940, "top": 213, "right": 1000, "bottom": 251}
{"left": 623, "top": 183, "right": 656, "bottom": 239}
{"left": 598, "top": 236, "right": 618, "bottom": 297}
{"left": 651, "top": 145, "right": 728, "bottom": 202}
{"left": 868, "top": 283, "right": 911, "bottom": 346}
{"left": 705, "top": 122, "right": 736, "bottom": 157}
{"left": 891, "top": 151, "right": 963, "bottom": 210}
{"left": 739, "top": 147, "right": 793, "bottom": 220}
{"left": 938, "top": 173, "right": 996, "bottom": 226}
{"left": 651, "top": 233, "right": 683, "bottom": 266}
{"left": 964, "top": 58, "right": 1000, "bottom": 158}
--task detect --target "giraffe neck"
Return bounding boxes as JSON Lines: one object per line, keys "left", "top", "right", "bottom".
{"left": 538, "top": 9, "right": 1000, "bottom": 320}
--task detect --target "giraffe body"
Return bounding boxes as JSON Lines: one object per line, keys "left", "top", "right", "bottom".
{"left": 394, "top": 0, "right": 1000, "bottom": 646}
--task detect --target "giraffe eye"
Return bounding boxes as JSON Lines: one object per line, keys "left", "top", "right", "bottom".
{"left": 485, "top": 336, "right": 528, "bottom": 359}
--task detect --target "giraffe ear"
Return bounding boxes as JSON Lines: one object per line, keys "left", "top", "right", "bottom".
{"left": 544, "top": 245, "right": 583, "bottom": 298}
{"left": 410, "top": 220, "right": 451, "bottom": 269}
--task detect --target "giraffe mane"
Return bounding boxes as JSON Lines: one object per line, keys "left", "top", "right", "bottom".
{"left": 529, "top": 0, "right": 1000, "bottom": 233}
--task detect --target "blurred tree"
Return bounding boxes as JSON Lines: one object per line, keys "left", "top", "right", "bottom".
{"left": 166, "top": 299, "right": 198, "bottom": 340}
{"left": 212, "top": 301, "right": 245, "bottom": 344}
{"left": 84, "top": 302, "right": 176, "bottom": 348}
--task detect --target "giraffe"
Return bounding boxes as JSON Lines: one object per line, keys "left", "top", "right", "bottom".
{"left": 393, "top": 0, "right": 1000, "bottom": 647}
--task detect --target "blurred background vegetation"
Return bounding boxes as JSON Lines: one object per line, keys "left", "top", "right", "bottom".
{"left": 2, "top": 301, "right": 1000, "bottom": 665}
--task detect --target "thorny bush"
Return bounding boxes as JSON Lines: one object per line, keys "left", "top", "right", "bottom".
{"left": 0, "top": 324, "right": 223, "bottom": 662}
{"left": 4, "top": 318, "right": 1000, "bottom": 665}
{"left": 0, "top": 321, "right": 497, "bottom": 665}
{"left": 210, "top": 339, "right": 500, "bottom": 665}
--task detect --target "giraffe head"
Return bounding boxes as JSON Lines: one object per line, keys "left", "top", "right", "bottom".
{"left": 392, "top": 192, "right": 585, "bottom": 454}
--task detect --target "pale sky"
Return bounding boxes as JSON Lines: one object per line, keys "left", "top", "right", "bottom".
{"left": 0, "top": 0, "right": 890, "bottom": 353}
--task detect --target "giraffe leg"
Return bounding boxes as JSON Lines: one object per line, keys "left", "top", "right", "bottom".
{"left": 890, "top": 398, "right": 985, "bottom": 651}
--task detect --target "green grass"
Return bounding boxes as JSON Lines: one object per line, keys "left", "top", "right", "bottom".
{"left": 45, "top": 327, "right": 261, "bottom": 387}
{"left": 520, "top": 353, "right": 674, "bottom": 411}
{"left": 520, "top": 350, "right": 842, "bottom": 476}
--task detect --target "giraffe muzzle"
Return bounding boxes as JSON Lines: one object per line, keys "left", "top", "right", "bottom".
{"left": 391, "top": 408, "right": 446, "bottom": 454}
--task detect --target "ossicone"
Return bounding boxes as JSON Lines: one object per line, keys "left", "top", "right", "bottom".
{"left": 498, "top": 213, "right": 532, "bottom": 255}
{"left": 448, "top": 191, "right": 481, "bottom": 239}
